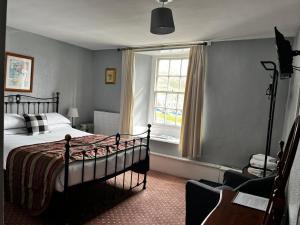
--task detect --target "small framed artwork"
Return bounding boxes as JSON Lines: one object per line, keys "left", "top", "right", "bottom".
{"left": 5, "top": 52, "right": 34, "bottom": 92}
{"left": 105, "top": 68, "right": 116, "bottom": 84}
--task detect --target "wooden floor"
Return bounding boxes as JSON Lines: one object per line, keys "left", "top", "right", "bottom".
{"left": 5, "top": 171, "right": 186, "bottom": 225}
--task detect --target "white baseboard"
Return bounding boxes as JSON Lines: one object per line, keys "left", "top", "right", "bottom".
{"left": 149, "top": 152, "right": 241, "bottom": 183}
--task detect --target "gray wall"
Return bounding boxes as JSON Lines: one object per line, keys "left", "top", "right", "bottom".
{"left": 282, "top": 28, "right": 300, "bottom": 225}
{"left": 5, "top": 27, "right": 94, "bottom": 124}
{"left": 201, "top": 38, "right": 289, "bottom": 168}
{"left": 282, "top": 34, "right": 300, "bottom": 140}
{"left": 5, "top": 27, "right": 289, "bottom": 169}
{"left": 92, "top": 38, "right": 289, "bottom": 168}
{"left": 93, "top": 50, "right": 122, "bottom": 113}
{"left": 133, "top": 54, "right": 152, "bottom": 127}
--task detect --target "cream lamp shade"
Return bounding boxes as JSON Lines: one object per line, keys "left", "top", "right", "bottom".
{"left": 67, "top": 107, "right": 79, "bottom": 118}
{"left": 68, "top": 107, "right": 79, "bottom": 128}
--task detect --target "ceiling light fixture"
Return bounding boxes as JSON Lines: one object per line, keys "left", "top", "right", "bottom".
{"left": 150, "top": 0, "right": 175, "bottom": 35}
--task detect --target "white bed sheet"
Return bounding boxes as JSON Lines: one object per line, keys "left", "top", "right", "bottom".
{"left": 4, "top": 125, "right": 146, "bottom": 192}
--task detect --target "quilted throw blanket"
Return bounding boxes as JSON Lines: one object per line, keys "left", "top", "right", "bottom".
{"left": 6, "top": 134, "right": 130, "bottom": 215}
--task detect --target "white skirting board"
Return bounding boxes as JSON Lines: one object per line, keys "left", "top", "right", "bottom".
{"left": 149, "top": 152, "right": 241, "bottom": 183}
{"left": 94, "top": 111, "right": 120, "bottom": 135}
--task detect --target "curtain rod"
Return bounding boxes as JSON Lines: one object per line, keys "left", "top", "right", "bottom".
{"left": 117, "top": 42, "right": 208, "bottom": 52}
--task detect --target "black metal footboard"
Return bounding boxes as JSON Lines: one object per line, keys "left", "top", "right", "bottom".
{"left": 63, "top": 124, "right": 151, "bottom": 208}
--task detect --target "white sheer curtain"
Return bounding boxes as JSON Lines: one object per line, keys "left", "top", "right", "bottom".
{"left": 179, "top": 45, "right": 207, "bottom": 158}
{"left": 120, "top": 49, "right": 135, "bottom": 134}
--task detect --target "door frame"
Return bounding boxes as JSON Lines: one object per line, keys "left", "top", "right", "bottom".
{"left": 0, "top": 0, "right": 7, "bottom": 224}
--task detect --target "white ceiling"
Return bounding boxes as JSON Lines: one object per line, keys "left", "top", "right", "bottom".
{"left": 7, "top": 0, "right": 300, "bottom": 50}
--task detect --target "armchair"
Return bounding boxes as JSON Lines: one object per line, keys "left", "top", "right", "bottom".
{"left": 186, "top": 170, "right": 275, "bottom": 225}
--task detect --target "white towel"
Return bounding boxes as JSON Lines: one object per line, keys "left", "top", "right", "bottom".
{"left": 250, "top": 158, "right": 277, "bottom": 171}
{"left": 247, "top": 167, "right": 272, "bottom": 177}
{"left": 251, "top": 154, "right": 277, "bottom": 163}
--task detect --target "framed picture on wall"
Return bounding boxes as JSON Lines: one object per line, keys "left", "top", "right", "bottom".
{"left": 5, "top": 52, "right": 34, "bottom": 92}
{"left": 105, "top": 68, "right": 116, "bottom": 84}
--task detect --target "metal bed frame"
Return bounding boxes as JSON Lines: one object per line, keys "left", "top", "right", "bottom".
{"left": 4, "top": 93, "right": 151, "bottom": 220}
{"left": 4, "top": 92, "right": 60, "bottom": 114}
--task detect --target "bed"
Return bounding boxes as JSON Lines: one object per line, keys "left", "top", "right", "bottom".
{"left": 4, "top": 93, "right": 151, "bottom": 218}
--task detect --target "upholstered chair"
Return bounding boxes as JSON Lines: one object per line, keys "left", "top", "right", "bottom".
{"left": 186, "top": 170, "right": 275, "bottom": 225}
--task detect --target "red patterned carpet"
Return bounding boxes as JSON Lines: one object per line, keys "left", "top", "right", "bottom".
{"left": 5, "top": 171, "right": 186, "bottom": 225}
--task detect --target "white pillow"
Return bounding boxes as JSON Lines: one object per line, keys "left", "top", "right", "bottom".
{"left": 4, "top": 113, "right": 26, "bottom": 129}
{"left": 45, "top": 113, "right": 71, "bottom": 125}
{"left": 48, "top": 123, "right": 71, "bottom": 131}
{"left": 4, "top": 128, "right": 28, "bottom": 135}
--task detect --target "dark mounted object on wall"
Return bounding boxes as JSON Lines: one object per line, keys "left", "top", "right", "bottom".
{"left": 150, "top": 0, "right": 175, "bottom": 35}
{"left": 261, "top": 61, "right": 279, "bottom": 177}
{"left": 275, "top": 27, "right": 300, "bottom": 78}
{"left": 258, "top": 27, "right": 300, "bottom": 177}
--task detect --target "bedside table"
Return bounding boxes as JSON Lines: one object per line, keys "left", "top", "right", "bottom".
{"left": 79, "top": 123, "right": 94, "bottom": 133}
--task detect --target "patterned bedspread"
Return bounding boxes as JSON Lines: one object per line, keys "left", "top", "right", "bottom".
{"left": 6, "top": 134, "right": 131, "bottom": 215}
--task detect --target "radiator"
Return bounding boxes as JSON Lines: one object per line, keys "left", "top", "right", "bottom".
{"left": 94, "top": 111, "right": 120, "bottom": 135}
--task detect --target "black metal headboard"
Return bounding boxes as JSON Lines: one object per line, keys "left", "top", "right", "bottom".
{"left": 4, "top": 92, "right": 60, "bottom": 114}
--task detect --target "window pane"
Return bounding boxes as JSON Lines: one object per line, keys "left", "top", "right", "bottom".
{"left": 166, "top": 94, "right": 177, "bottom": 109}
{"left": 154, "top": 108, "right": 165, "bottom": 124}
{"left": 176, "top": 110, "right": 183, "bottom": 126}
{"left": 177, "top": 94, "right": 184, "bottom": 110}
{"left": 169, "top": 59, "right": 181, "bottom": 76}
{"left": 158, "top": 60, "right": 169, "bottom": 75}
{"left": 165, "top": 109, "right": 176, "bottom": 125}
{"left": 156, "top": 77, "right": 168, "bottom": 91}
{"left": 155, "top": 93, "right": 166, "bottom": 107}
{"left": 179, "top": 77, "right": 186, "bottom": 92}
{"left": 181, "top": 59, "right": 188, "bottom": 76}
{"left": 153, "top": 57, "right": 188, "bottom": 127}
{"left": 168, "top": 77, "right": 180, "bottom": 92}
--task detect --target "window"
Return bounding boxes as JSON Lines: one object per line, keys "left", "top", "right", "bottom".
{"left": 133, "top": 50, "right": 189, "bottom": 143}
{"left": 152, "top": 57, "right": 189, "bottom": 127}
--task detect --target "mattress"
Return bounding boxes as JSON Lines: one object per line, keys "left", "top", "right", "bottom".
{"left": 4, "top": 124, "right": 146, "bottom": 192}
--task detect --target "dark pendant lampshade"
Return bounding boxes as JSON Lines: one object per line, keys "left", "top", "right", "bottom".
{"left": 150, "top": 7, "right": 175, "bottom": 35}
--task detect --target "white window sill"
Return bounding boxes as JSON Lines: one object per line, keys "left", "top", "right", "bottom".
{"left": 150, "top": 135, "right": 179, "bottom": 144}
{"left": 133, "top": 125, "right": 180, "bottom": 144}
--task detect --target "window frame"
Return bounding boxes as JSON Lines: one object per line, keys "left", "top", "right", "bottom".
{"left": 148, "top": 54, "right": 189, "bottom": 133}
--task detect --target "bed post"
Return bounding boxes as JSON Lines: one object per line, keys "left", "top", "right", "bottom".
{"left": 143, "top": 124, "right": 151, "bottom": 189}
{"left": 64, "top": 134, "right": 71, "bottom": 222}
{"left": 56, "top": 92, "right": 60, "bottom": 113}
{"left": 16, "top": 95, "right": 21, "bottom": 114}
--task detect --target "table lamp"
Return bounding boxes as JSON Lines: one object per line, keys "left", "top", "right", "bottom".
{"left": 67, "top": 107, "right": 79, "bottom": 128}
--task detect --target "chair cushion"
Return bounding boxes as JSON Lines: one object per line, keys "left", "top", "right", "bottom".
{"left": 197, "top": 179, "right": 233, "bottom": 191}
{"left": 215, "top": 185, "right": 233, "bottom": 191}
{"left": 198, "top": 179, "right": 222, "bottom": 187}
